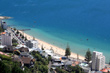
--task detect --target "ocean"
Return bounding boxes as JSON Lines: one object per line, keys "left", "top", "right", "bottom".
{"left": 0, "top": 0, "right": 110, "bottom": 63}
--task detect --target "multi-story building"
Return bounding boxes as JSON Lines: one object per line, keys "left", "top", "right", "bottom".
{"left": 26, "top": 40, "right": 38, "bottom": 48}
{"left": 0, "top": 20, "right": 2, "bottom": 26}
{"left": 1, "top": 32, "right": 12, "bottom": 46}
{"left": 2, "top": 22, "right": 7, "bottom": 30}
{"left": 92, "top": 51, "right": 105, "bottom": 71}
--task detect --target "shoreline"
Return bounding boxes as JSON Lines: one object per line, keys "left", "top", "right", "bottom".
{"left": 19, "top": 31, "right": 85, "bottom": 60}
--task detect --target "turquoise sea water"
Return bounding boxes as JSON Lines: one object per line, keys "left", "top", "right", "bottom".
{"left": 0, "top": 0, "right": 110, "bottom": 63}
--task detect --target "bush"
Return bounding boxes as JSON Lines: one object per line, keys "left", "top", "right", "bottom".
{"left": 0, "top": 54, "right": 11, "bottom": 61}
{"left": 0, "top": 26, "right": 4, "bottom": 32}
{"left": 38, "top": 65, "right": 48, "bottom": 73}
{"left": 48, "top": 56, "right": 52, "bottom": 61}
{"left": 12, "top": 43, "right": 18, "bottom": 46}
{"left": 56, "top": 67, "right": 68, "bottom": 73}
{"left": 0, "top": 48, "right": 3, "bottom": 51}
{"left": 11, "top": 63, "right": 24, "bottom": 73}
{"left": 0, "top": 61, "right": 11, "bottom": 73}
{"left": 12, "top": 39, "right": 18, "bottom": 43}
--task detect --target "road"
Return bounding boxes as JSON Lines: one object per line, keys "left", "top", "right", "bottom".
{"left": 48, "top": 61, "right": 51, "bottom": 73}
{"left": 7, "top": 27, "right": 24, "bottom": 44}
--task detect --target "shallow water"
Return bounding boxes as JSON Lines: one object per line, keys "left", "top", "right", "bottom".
{"left": 1, "top": 0, "right": 110, "bottom": 63}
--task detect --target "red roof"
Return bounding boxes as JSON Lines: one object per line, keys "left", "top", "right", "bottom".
{"left": 101, "top": 69, "right": 108, "bottom": 72}
{"left": 1, "top": 32, "right": 6, "bottom": 35}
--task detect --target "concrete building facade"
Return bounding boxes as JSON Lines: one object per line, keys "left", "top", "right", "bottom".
{"left": 1, "top": 32, "right": 12, "bottom": 46}
{"left": 92, "top": 51, "right": 105, "bottom": 71}
{"left": 26, "top": 40, "right": 38, "bottom": 48}
{"left": 0, "top": 20, "right": 2, "bottom": 26}
{"left": 2, "top": 22, "right": 7, "bottom": 30}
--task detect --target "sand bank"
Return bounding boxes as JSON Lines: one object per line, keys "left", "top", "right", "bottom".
{"left": 19, "top": 31, "right": 85, "bottom": 60}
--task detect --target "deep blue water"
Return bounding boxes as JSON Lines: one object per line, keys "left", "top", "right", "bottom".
{"left": 0, "top": 0, "right": 110, "bottom": 63}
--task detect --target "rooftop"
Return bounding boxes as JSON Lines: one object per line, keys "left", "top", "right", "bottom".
{"left": 21, "top": 57, "right": 31, "bottom": 64}
{"left": 1, "top": 32, "right": 6, "bottom": 35}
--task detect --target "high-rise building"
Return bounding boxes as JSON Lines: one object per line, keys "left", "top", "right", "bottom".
{"left": 92, "top": 51, "right": 105, "bottom": 71}
{"left": 1, "top": 32, "right": 12, "bottom": 46}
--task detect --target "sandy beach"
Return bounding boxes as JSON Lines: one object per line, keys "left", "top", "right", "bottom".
{"left": 19, "top": 31, "right": 85, "bottom": 60}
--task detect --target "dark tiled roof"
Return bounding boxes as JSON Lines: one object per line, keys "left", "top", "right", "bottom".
{"left": 19, "top": 47, "right": 29, "bottom": 52}
{"left": 21, "top": 57, "right": 31, "bottom": 64}
{"left": 12, "top": 57, "right": 21, "bottom": 62}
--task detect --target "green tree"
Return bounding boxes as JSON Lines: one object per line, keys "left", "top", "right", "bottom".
{"left": 38, "top": 65, "right": 48, "bottom": 73}
{"left": 41, "top": 45, "right": 44, "bottom": 50}
{"left": 24, "top": 66, "right": 32, "bottom": 73}
{"left": 25, "top": 37, "right": 27, "bottom": 41}
{"left": 56, "top": 67, "right": 68, "bottom": 73}
{"left": 11, "top": 63, "right": 24, "bottom": 73}
{"left": 0, "top": 54, "right": 12, "bottom": 61}
{"left": 48, "top": 56, "right": 52, "bottom": 61}
{"left": 12, "top": 38, "right": 18, "bottom": 43}
{"left": 13, "top": 28, "right": 16, "bottom": 31}
{"left": 20, "top": 33, "right": 22, "bottom": 36}
{"left": 12, "top": 43, "right": 18, "bottom": 46}
{"left": 22, "top": 35, "right": 24, "bottom": 39}
{"left": 65, "top": 44, "right": 71, "bottom": 58}
{"left": 0, "top": 26, "right": 4, "bottom": 32}
{"left": 0, "top": 61, "right": 11, "bottom": 73}
{"left": 16, "top": 30, "right": 19, "bottom": 34}
{"left": 85, "top": 48, "right": 92, "bottom": 63}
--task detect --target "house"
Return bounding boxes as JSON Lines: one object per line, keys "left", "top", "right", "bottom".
{"left": 29, "top": 47, "right": 41, "bottom": 52}
{"left": 17, "top": 44, "right": 27, "bottom": 48}
{"left": 52, "top": 58, "right": 62, "bottom": 64}
{"left": 51, "top": 63, "right": 62, "bottom": 70}
{"left": 19, "top": 47, "right": 29, "bottom": 52}
{"left": 51, "top": 56, "right": 63, "bottom": 70}
{"left": 12, "top": 55, "right": 24, "bottom": 67}
{"left": 26, "top": 40, "right": 38, "bottom": 48}
{"left": 79, "top": 62, "right": 91, "bottom": 73}
{"left": 71, "top": 61, "right": 80, "bottom": 67}
{"left": 100, "top": 68, "right": 108, "bottom": 73}
{"left": 21, "top": 57, "right": 34, "bottom": 67}
{"left": 20, "top": 52, "right": 33, "bottom": 59}
{"left": 12, "top": 55, "right": 34, "bottom": 67}
{"left": 44, "top": 49, "right": 54, "bottom": 56}
{"left": 3, "top": 45, "right": 15, "bottom": 52}
{"left": 44, "top": 49, "right": 53, "bottom": 54}
{"left": 41, "top": 52, "right": 48, "bottom": 58}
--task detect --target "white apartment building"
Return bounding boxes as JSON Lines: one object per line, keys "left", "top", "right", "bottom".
{"left": 26, "top": 40, "right": 38, "bottom": 48}
{"left": 92, "top": 51, "right": 105, "bottom": 71}
{"left": 1, "top": 32, "right": 12, "bottom": 46}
